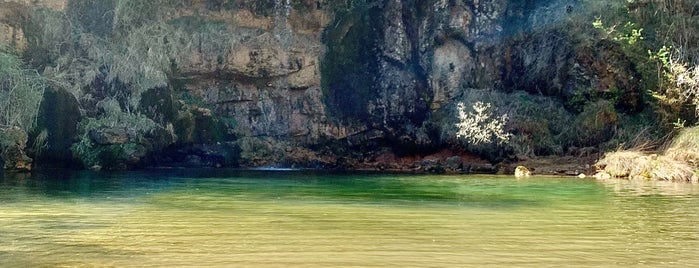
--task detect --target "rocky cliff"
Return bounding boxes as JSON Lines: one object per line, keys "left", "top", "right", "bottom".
{"left": 0, "top": 0, "right": 649, "bottom": 173}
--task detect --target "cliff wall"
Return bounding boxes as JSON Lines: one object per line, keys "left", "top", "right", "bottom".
{"left": 0, "top": 0, "right": 647, "bottom": 172}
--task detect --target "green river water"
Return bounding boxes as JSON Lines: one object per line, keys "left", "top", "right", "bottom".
{"left": 1, "top": 169, "right": 698, "bottom": 267}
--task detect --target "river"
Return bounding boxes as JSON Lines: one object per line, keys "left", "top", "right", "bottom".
{"left": 1, "top": 169, "right": 698, "bottom": 267}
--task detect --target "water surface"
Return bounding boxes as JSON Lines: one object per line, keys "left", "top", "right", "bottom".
{"left": 1, "top": 169, "right": 698, "bottom": 267}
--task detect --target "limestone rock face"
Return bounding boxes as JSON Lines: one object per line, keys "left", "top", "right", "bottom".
{"left": 0, "top": 23, "right": 26, "bottom": 52}
{"left": 0, "top": 0, "right": 67, "bottom": 50}
{"left": 322, "top": 0, "right": 513, "bottom": 147}
{"left": 162, "top": 0, "right": 333, "bottom": 151}
{"left": 0, "top": 1, "right": 28, "bottom": 52}
{"left": 6, "top": 0, "right": 645, "bottom": 170}
{"left": 430, "top": 40, "right": 473, "bottom": 110}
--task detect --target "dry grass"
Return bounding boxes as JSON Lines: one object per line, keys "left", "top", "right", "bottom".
{"left": 651, "top": 156, "right": 698, "bottom": 183}
{"left": 597, "top": 151, "right": 644, "bottom": 178}
{"left": 664, "top": 126, "right": 699, "bottom": 167}
{"left": 596, "top": 151, "right": 698, "bottom": 183}
{"left": 597, "top": 126, "right": 699, "bottom": 183}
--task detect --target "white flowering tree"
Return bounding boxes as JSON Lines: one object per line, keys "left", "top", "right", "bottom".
{"left": 455, "top": 101, "right": 510, "bottom": 145}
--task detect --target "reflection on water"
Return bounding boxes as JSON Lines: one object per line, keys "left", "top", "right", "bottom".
{"left": 599, "top": 178, "right": 699, "bottom": 196}
{"left": 1, "top": 169, "right": 699, "bottom": 267}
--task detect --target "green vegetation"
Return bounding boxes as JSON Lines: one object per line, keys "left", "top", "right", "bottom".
{"left": 587, "top": 0, "right": 699, "bottom": 128}
{"left": 0, "top": 46, "right": 45, "bottom": 169}
{"left": 589, "top": 1, "right": 699, "bottom": 182}
{"left": 34, "top": 0, "right": 232, "bottom": 110}
{"left": 16, "top": 0, "right": 241, "bottom": 168}
{"left": 0, "top": 47, "right": 45, "bottom": 131}
{"left": 446, "top": 89, "right": 657, "bottom": 160}
{"left": 23, "top": 1, "right": 180, "bottom": 168}
{"left": 455, "top": 101, "right": 510, "bottom": 145}
{"left": 71, "top": 98, "right": 160, "bottom": 168}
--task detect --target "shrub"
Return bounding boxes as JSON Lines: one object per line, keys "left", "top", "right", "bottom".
{"left": 113, "top": 0, "right": 159, "bottom": 35}
{"left": 71, "top": 98, "right": 159, "bottom": 167}
{"left": 445, "top": 90, "right": 571, "bottom": 158}
{"left": 0, "top": 37, "right": 45, "bottom": 170}
{"left": 571, "top": 100, "right": 619, "bottom": 147}
{"left": 445, "top": 88, "right": 655, "bottom": 159}
{"left": 595, "top": 125, "right": 699, "bottom": 183}
{"left": 37, "top": 6, "right": 236, "bottom": 112}
{"left": 455, "top": 101, "right": 510, "bottom": 145}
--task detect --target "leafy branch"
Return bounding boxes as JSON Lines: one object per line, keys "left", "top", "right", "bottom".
{"left": 455, "top": 101, "right": 510, "bottom": 145}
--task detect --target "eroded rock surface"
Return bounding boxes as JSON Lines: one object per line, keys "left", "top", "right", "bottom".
{"left": 1, "top": 0, "right": 644, "bottom": 171}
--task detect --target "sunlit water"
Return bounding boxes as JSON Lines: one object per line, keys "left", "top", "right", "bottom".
{"left": 1, "top": 169, "right": 699, "bottom": 267}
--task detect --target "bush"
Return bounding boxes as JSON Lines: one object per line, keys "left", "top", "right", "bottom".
{"left": 649, "top": 46, "right": 699, "bottom": 125}
{"left": 445, "top": 89, "right": 571, "bottom": 158}
{"left": 36, "top": 4, "right": 237, "bottom": 112}
{"left": 570, "top": 100, "right": 618, "bottom": 147}
{"left": 455, "top": 101, "right": 510, "bottom": 145}
{"left": 444, "top": 88, "right": 657, "bottom": 159}
{"left": 71, "top": 98, "right": 160, "bottom": 168}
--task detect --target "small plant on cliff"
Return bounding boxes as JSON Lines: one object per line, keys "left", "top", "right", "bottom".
{"left": 455, "top": 101, "right": 510, "bottom": 145}
{"left": 592, "top": 18, "right": 644, "bottom": 46}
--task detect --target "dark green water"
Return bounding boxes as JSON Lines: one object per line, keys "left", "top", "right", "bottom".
{"left": 1, "top": 169, "right": 698, "bottom": 267}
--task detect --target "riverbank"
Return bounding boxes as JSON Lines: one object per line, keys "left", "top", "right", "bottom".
{"left": 593, "top": 127, "right": 699, "bottom": 183}
{"left": 1, "top": 152, "right": 599, "bottom": 178}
